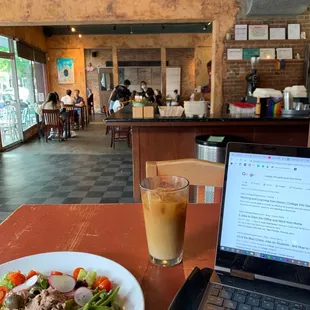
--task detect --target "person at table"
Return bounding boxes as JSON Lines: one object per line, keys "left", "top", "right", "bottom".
{"left": 140, "top": 81, "right": 154, "bottom": 102}
{"left": 74, "top": 89, "right": 85, "bottom": 128}
{"left": 37, "top": 92, "right": 63, "bottom": 140}
{"left": 154, "top": 89, "right": 162, "bottom": 106}
{"left": 108, "top": 79, "right": 131, "bottom": 112}
{"left": 60, "top": 89, "right": 77, "bottom": 138}
{"left": 171, "top": 89, "right": 180, "bottom": 106}
{"left": 61, "top": 89, "right": 74, "bottom": 105}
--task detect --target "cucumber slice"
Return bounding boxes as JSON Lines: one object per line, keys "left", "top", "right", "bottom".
{"left": 77, "top": 269, "right": 87, "bottom": 281}
{"left": 84, "top": 271, "right": 97, "bottom": 287}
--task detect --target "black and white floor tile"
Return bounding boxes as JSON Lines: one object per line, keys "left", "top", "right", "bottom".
{"left": 0, "top": 153, "right": 133, "bottom": 222}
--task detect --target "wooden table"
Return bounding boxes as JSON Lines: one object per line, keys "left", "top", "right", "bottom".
{"left": 0, "top": 203, "right": 220, "bottom": 310}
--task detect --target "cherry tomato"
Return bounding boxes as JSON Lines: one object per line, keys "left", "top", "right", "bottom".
{"left": 0, "top": 286, "right": 9, "bottom": 305}
{"left": 7, "top": 271, "right": 25, "bottom": 286}
{"left": 26, "top": 270, "right": 37, "bottom": 280}
{"left": 95, "top": 276, "right": 112, "bottom": 292}
{"left": 73, "top": 267, "right": 84, "bottom": 280}
{"left": 50, "top": 271, "right": 63, "bottom": 276}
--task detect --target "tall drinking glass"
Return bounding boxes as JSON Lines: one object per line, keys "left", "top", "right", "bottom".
{"left": 140, "top": 176, "right": 189, "bottom": 267}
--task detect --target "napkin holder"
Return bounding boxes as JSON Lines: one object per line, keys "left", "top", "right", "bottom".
{"left": 159, "top": 106, "right": 184, "bottom": 117}
{"left": 132, "top": 106, "right": 144, "bottom": 118}
{"left": 143, "top": 106, "right": 154, "bottom": 118}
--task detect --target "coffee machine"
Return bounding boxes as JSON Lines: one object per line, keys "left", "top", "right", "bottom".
{"left": 246, "top": 57, "right": 259, "bottom": 98}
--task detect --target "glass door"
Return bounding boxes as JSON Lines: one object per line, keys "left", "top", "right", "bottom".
{"left": 0, "top": 38, "right": 22, "bottom": 148}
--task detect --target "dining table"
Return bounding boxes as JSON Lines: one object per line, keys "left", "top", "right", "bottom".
{"left": 0, "top": 203, "right": 220, "bottom": 310}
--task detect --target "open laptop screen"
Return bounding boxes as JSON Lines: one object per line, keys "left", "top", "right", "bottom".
{"left": 220, "top": 150, "right": 310, "bottom": 268}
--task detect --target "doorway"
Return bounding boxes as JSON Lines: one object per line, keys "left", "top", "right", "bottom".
{"left": 99, "top": 68, "right": 114, "bottom": 112}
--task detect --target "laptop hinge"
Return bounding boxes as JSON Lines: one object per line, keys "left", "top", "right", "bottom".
{"left": 231, "top": 269, "right": 255, "bottom": 281}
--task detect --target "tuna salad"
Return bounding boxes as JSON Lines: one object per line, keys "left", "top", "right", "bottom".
{"left": 0, "top": 268, "right": 121, "bottom": 310}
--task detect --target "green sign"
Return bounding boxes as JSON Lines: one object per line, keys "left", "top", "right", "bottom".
{"left": 243, "top": 48, "right": 260, "bottom": 60}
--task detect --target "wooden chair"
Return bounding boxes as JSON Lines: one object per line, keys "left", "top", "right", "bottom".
{"left": 110, "top": 126, "right": 131, "bottom": 149}
{"left": 64, "top": 104, "right": 74, "bottom": 134}
{"left": 146, "top": 158, "right": 225, "bottom": 203}
{"left": 103, "top": 104, "right": 111, "bottom": 135}
{"left": 42, "top": 109, "right": 62, "bottom": 142}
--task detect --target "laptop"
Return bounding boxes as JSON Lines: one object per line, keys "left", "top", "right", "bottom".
{"left": 169, "top": 143, "right": 310, "bottom": 310}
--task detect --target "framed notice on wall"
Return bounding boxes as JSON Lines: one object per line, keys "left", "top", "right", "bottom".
{"left": 276, "top": 48, "right": 293, "bottom": 59}
{"left": 57, "top": 58, "right": 75, "bottom": 84}
{"left": 249, "top": 25, "right": 268, "bottom": 40}
{"left": 235, "top": 25, "right": 248, "bottom": 40}
{"left": 260, "top": 48, "right": 276, "bottom": 59}
{"left": 270, "top": 28, "right": 286, "bottom": 40}
{"left": 288, "top": 24, "right": 301, "bottom": 39}
{"left": 227, "top": 49, "right": 243, "bottom": 60}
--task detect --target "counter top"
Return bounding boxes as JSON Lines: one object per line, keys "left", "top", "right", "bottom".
{"left": 106, "top": 110, "right": 310, "bottom": 124}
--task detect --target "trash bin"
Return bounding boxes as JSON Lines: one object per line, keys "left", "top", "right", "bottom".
{"left": 195, "top": 135, "right": 244, "bottom": 202}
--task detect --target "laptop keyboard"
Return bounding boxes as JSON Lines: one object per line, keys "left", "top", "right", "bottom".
{"left": 202, "top": 283, "right": 307, "bottom": 310}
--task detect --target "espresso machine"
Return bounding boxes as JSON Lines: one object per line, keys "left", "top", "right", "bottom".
{"left": 246, "top": 56, "right": 259, "bottom": 99}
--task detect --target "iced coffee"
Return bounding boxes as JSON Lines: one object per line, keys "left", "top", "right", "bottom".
{"left": 140, "top": 176, "right": 189, "bottom": 267}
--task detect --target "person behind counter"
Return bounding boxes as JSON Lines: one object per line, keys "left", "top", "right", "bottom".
{"left": 109, "top": 79, "right": 131, "bottom": 112}
{"left": 140, "top": 81, "right": 155, "bottom": 103}
{"left": 154, "top": 89, "right": 162, "bottom": 106}
{"left": 201, "top": 60, "right": 212, "bottom": 97}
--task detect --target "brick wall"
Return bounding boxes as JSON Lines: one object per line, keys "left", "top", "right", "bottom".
{"left": 223, "top": 10, "right": 310, "bottom": 104}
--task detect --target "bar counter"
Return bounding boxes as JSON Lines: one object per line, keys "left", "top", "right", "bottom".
{"left": 106, "top": 110, "right": 310, "bottom": 200}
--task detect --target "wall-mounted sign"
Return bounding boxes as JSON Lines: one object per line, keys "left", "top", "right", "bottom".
{"left": 57, "top": 58, "right": 75, "bottom": 84}
{"left": 243, "top": 48, "right": 260, "bottom": 60}
{"left": 249, "top": 25, "right": 268, "bottom": 40}
{"left": 277, "top": 48, "right": 293, "bottom": 59}
{"left": 288, "top": 24, "right": 301, "bottom": 39}
{"left": 270, "top": 28, "right": 286, "bottom": 40}
{"left": 227, "top": 48, "right": 243, "bottom": 60}
{"left": 235, "top": 25, "right": 248, "bottom": 40}
{"left": 260, "top": 48, "right": 276, "bottom": 59}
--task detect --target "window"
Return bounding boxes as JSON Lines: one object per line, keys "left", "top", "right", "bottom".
{"left": 0, "top": 35, "right": 47, "bottom": 148}
{"left": 0, "top": 36, "right": 10, "bottom": 53}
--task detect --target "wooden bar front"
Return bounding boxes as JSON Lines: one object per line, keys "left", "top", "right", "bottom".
{"left": 106, "top": 114, "right": 310, "bottom": 200}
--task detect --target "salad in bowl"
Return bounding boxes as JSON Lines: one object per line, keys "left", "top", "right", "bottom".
{"left": 0, "top": 267, "right": 120, "bottom": 310}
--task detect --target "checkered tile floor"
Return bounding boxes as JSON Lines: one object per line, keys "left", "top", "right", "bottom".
{"left": 0, "top": 153, "right": 133, "bottom": 222}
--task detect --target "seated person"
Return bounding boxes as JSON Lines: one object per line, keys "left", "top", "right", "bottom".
{"left": 74, "top": 89, "right": 85, "bottom": 126}
{"left": 171, "top": 89, "right": 180, "bottom": 106}
{"left": 61, "top": 89, "right": 74, "bottom": 105}
{"left": 37, "top": 92, "right": 63, "bottom": 139}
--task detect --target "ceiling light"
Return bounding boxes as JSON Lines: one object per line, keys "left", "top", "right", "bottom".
{"left": 208, "top": 22, "right": 212, "bottom": 26}
{"left": 78, "top": 34, "right": 82, "bottom": 38}
{"left": 71, "top": 27, "right": 76, "bottom": 32}
{"left": 113, "top": 25, "right": 116, "bottom": 31}
{"left": 203, "top": 24, "right": 207, "bottom": 31}
{"left": 130, "top": 27, "right": 133, "bottom": 34}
